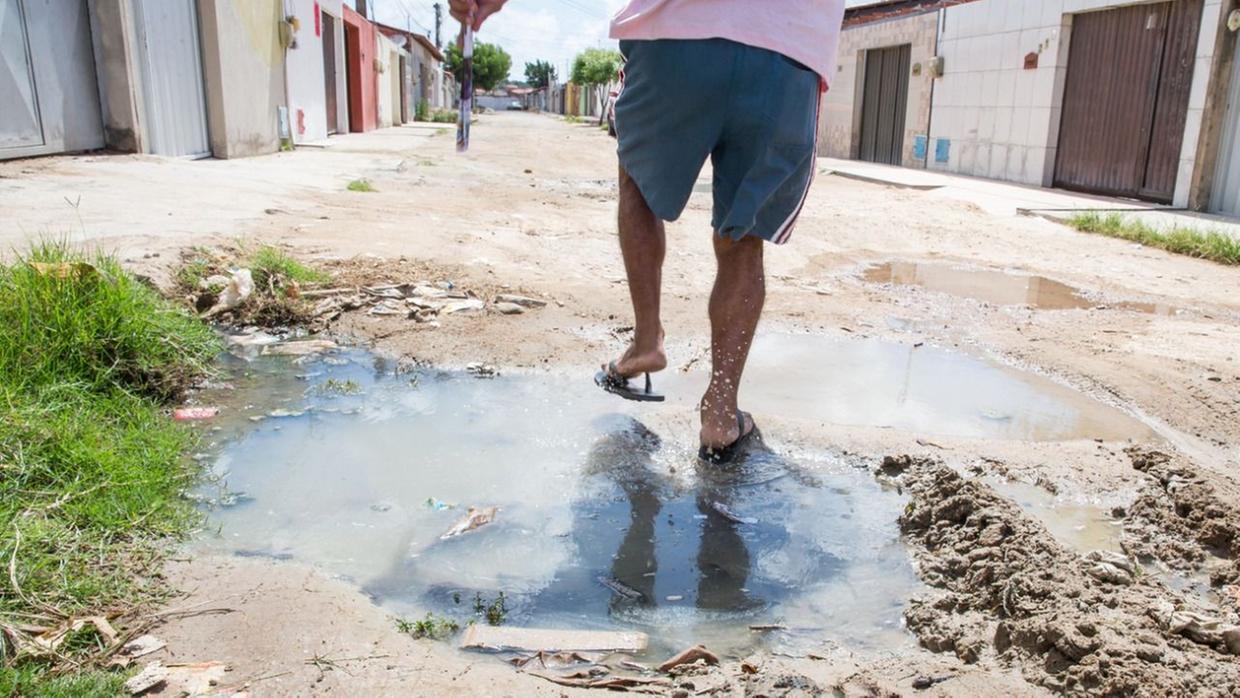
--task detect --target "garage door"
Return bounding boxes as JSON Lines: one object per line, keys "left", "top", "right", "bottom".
{"left": 1054, "top": 0, "right": 1203, "bottom": 202}
{"left": 858, "top": 44, "right": 911, "bottom": 166}
{"left": 0, "top": 0, "right": 42, "bottom": 151}
{"left": 133, "top": 0, "right": 210, "bottom": 157}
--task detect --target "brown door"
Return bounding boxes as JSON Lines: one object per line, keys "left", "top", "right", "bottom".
{"left": 859, "top": 44, "right": 911, "bottom": 166}
{"left": 322, "top": 12, "right": 338, "bottom": 134}
{"left": 1055, "top": 0, "right": 1203, "bottom": 202}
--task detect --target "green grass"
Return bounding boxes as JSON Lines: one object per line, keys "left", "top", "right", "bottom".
{"left": 347, "top": 179, "right": 376, "bottom": 193}
{"left": 1067, "top": 212, "right": 1240, "bottom": 266}
{"left": 564, "top": 115, "right": 582, "bottom": 124}
{"left": 395, "top": 613, "right": 460, "bottom": 641}
{"left": 248, "top": 244, "right": 330, "bottom": 289}
{"left": 429, "top": 109, "right": 457, "bottom": 124}
{"left": 0, "top": 666, "right": 128, "bottom": 697}
{"left": 0, "top": 242, "right": 218, "bottom": 686}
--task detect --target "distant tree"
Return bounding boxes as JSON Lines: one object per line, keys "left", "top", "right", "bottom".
{"left": 570, "top": 48, "right": 623, "bottom": 124}
{"left": 446, "top": 41, "right": 513, "bottom": 93}
{"left": 525, "top": 59, "right": 557, "bottom": 89}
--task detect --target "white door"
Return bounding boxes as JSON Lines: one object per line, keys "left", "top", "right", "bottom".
{"left": 133, "top": 0, "right": 210, "bottom": 157}
{"left": 0, "top": 0, "right": 43, "bottom": 151}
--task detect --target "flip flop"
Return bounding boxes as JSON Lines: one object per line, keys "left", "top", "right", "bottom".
{"left": 594, "top": 361, "right": 665, "bottom": 402}
{"left": 698, "top": 411, "right": 760, "bottom": 465}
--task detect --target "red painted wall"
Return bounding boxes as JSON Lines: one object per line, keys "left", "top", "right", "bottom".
{"left": 342, "top": 6, "right": 378, "bottom": 132}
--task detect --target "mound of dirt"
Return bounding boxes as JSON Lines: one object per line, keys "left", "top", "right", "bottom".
{"left": 1122, "top": 448, "right": 1240, "bottom": 590}
{"left": 892, "top": 459, "right": 1240, "bottom": 696}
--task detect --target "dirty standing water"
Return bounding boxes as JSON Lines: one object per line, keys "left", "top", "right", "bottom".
{"left": 190, "top": 332, "right": 1152, "bottom": 661}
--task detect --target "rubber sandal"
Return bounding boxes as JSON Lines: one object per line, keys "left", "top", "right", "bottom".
{"left": 594, "top": 361, "right": 665, "bottom": 402}
{"left": 698, "top": 411, "right": 760, "bottom": 465}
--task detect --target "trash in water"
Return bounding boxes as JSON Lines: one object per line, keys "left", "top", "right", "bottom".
{"left": 440, "top": 506, "right": 499, "bottom": 539}
{"left": 261, "top": 339, "right": 338, "bottom": 356}
{"left": 426, "top": 497, "right": 456, "bottom": 511}
{"left": 461, "top": 625, "right": 649, "bottom": 653}
{"left": 657, "top": 645, "right": 719, "bottom": 673}
{"left": 466, "top": 362, "right": 498, "bottom": 378}
{"left": 173, "top": 407, "right": 219, "bottom": 421}
{"left": 597, "top": 575, "right": 645, "bottom": 601}
{"left": 710, "top": 501, "right": 758, "bottom": 525}
{"left": 203, "top": 269, "right": 253, "bottom": 318}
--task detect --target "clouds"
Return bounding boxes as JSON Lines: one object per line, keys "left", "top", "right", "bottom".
{"left": 366, "top": 0, "right": 624, "bottom": 81}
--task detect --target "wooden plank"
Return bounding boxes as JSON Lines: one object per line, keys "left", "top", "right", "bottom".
{"left": 460, "top": 626, "right": 649, "bottom": 653}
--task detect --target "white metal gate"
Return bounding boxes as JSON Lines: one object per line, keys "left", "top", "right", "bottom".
{"left": 133, "top": 0, "right": 210, "bottom": 157}
{"left": 0, "top": 0, "right": 42, "bottom": 151}
{"left": 1212, "top": 34, "right": 1240, "bottom": 216}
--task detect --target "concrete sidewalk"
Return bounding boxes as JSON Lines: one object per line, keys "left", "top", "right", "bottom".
{"left": 819, "top": 157, "right": 1240, "bottom": 240}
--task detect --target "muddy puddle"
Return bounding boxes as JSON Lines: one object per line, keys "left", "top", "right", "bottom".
{"left": 188, "top": 332, "right": 1154, "bottom": 660}
{"left": 662, "top": 334, "right": 1153, "bottom": 442}
{"left": 864, "top": 262, "right": 1177, "bottom": 315}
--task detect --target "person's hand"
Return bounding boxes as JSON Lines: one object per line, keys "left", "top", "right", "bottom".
{"left": 449, "top": 0, "right": 507, "bottom": 32}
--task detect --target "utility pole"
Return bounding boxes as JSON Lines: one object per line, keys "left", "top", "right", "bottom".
{"left": 433, "top": 3, "right": 442, "bottom": 49}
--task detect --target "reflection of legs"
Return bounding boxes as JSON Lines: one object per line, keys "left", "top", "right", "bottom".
{"left": 610, "top": 483, "right": 660, "bottom": 609}
{"left": 700, "top": 234, "right": 764, "bottom": 449}
{"left": 695, "top": 488, "right": 752, "bottom": 611}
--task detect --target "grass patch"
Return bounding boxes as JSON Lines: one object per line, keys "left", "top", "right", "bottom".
{"left": 564, "top": 115, "right": 582, "bottom": 124}
{"left": 395, "top": 613, "right": 460, "bottom": 641}
{"left": 248, "top": 245, "right": 330, "bottom": 289}
{"left": 0, "top": 666, "right": 128, "bottom": 697}
{"left": 0, "top": 242, "right": 217, "bottom": 685}
{"left": 347, "top": 179, "right": 376, "bottom": 193}
{"left": 1067, "top": 212, "right": 1240, "bottom": 265}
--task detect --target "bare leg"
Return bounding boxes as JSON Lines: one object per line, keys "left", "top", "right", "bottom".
{"left": 609, "top": 166, "right": 667, "bottom": 377}
{"left": 700, "top": 234, "right": 764, "bottom": 448}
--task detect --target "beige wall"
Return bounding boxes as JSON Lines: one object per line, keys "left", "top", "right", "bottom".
{"left": 197, "top": 0, "right": 286, "bottom": 158}
{"left": 820, "top": 11, "right": 939, "bottom": 168}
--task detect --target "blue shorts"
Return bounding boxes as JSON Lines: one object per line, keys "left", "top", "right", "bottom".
{"left": 615, "top": 38, "right": 821, "bottom": 244}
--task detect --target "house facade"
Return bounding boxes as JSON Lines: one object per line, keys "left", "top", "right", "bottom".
{"left": 1, "top": 0, "right": 438, "bottom": 162}
{"left": 824, "top": 0, "right": 1240, "bottom": 215}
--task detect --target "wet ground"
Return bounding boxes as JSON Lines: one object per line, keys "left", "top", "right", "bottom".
{"left": 189, "top": 331, "right": 1157, "bottom": 661}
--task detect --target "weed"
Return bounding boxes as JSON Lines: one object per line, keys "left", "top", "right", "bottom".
{"left": 347, "top": 179, "right": 376, "bottom": 193}
{"left": 247, "top": 244, "right": 330, "bottom": 289}
{"left": 396, "top": 613, "right": 460, "bottom": 640}
{"left": 414, "top": 100, "right": 429, "bottom": 122}
{"left": 0, "top": 242, "right": 218, "bottom": 400}
{"left": 175, "top": 246, "right": 219, "bottom": 292}
{"left": 1067, "top": 212, "right": 1240, "bottom": 266}
{"left": 429, "top": 109, "right": 457, "bottom": 124}
{"left": 0, "top": 243, "right": 215, "bottom": 684}
{"left": 564, "top": 115, "right": 582, "bottom": 124}
{"left": 316, "top": 378, "right": 361, "bottom": 396}
{"left": 473, "top": 591, "right": 508, "bottom": 626}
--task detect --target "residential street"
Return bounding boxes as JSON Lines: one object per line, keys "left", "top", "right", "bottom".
{"left": 4, "top": 112, "right": 1240, "bottom": 694}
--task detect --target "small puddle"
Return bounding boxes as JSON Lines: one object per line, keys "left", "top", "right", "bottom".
{"left": 193, "top": 348, "right": 918, "bottom": 658}
{"left": 986, "top": 478, "right": 1124, "bottom": 554}
{"left": 864, "top": 262, "right": 1177, "bottom": 315}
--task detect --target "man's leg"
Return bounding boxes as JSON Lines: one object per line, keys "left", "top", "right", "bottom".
{"left": 700, "top": 234, "right": 764, "bottom": 449}
{"left": 609, "top": 165, "right": 668, "bottom": 377}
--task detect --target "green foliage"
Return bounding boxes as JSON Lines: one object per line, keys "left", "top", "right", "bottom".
{"left": 414, "top": 99, "right": 429, "bottom": 122}
{"left": 0, "top": 666, "right": 129, "bottom": 698}
{"left": 396, "top": 613, "right": 461, "bottom": 641}
{"left": 524, "top": 59, "right": 556, "bottom": 88}
{"left": 248, "top": 244, "right": 330, "bottom": 288}
{"left": 1068, "top": 212, "right": 1240, "bottom": 265}
{"left": 430, "top": 109, "right": 458, "bottom": 123}
{"left": 347, "top": 179, "right": 376, "bottom": 193}
{"left": 570, "top": 48, "right": 622, "bottom": 87}
{"left": 0, "top": 244, "right": 217, "bottom": 685}
{"left": 564, "top": 115, "right": 582, "bottom": 124}
{"left": 446, "top": 41, "right": 513, "bottom": 92}
{"left": 473, "top": 591, "right": 508, "bottom": 626}
{"left": 0, "top": 243, "right": 218, "bottom": 401}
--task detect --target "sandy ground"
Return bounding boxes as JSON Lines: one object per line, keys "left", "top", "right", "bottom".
{"left": 4, "top": 113, "right": 1240, "bottom": 695}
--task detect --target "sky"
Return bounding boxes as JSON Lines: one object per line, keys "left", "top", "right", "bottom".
{"left": 359, "top": 0, "right": 881, "bottom": 82}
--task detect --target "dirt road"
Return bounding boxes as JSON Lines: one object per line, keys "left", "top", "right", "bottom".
{"left": 4, "top": 113, "right": 1239, "bottom": 694}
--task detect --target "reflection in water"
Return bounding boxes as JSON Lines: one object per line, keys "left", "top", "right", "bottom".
{"left": 864, "top": 261, "right": 1177, "bottom": 315}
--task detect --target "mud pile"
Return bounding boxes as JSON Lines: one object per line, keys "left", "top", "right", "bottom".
{"left": 1123, "top": 448, "right": 1240, "bottom": 591}
{"left": 888, "top": 458, "right": 1240, "bottom": 696}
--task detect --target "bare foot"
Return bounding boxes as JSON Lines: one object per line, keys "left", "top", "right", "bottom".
{"left": 605, "top": 330, "right": 667, "bottom": 378}
{"left": 699, "top": 404, "right": 754, "bottom": 450}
